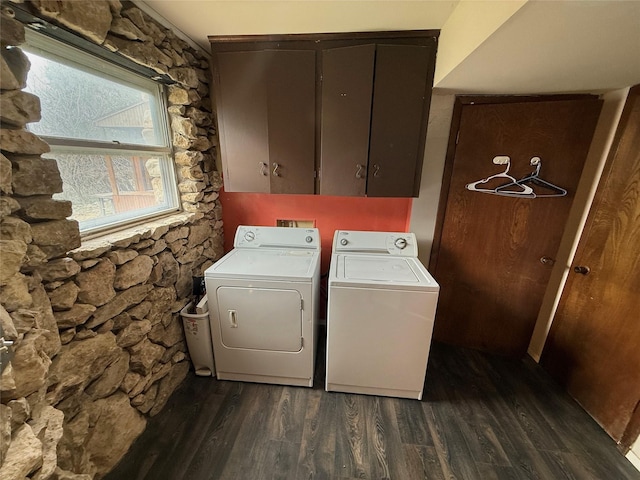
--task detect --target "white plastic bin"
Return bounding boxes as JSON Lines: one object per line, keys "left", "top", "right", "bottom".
{"left": 180, "top": 296, "right": 215, "bottom": 377}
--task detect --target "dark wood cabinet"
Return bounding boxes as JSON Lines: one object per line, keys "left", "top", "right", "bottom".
{"left": 319, "top": 44, "right": 375, "bottom": 196}
{"left": 368, "top": 44, "right": 433, "bottom": 197}
{"left": 214, "top": 49, "right": 315, "bottom": 193}
{"left": 210, "top": 31, "right": 438, "bottom": 197}
{"left": 320, "top": 42, "right": 435, "bottom": 197}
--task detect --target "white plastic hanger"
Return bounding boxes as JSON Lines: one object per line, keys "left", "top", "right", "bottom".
{"left": 465, "top": 156, "right": 535, "bottom": 197}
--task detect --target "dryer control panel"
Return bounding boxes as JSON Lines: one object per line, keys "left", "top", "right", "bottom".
{"left": 234, "top": 225, "right": 320, "bottom": 250}
{"left": 333, "top": 230, "right": 418, "bottom": 257}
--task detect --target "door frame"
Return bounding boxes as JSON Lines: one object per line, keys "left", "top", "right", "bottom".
{"left": 526, "top": 88, "right": 631, "bottom": 360}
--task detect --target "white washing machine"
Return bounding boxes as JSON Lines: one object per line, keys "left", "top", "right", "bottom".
{"left": 325, "top": 230, "right": 439, "bottom": 400}
{"left": 204, "top": 226, "right": 320, "bottom": 387}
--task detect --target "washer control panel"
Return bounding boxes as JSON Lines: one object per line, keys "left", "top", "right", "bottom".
{"left": 234, "top": 225, "right": 320, "bottom": 250}
{"left": 333, "top": 230, "right": 418, "bottom": 257}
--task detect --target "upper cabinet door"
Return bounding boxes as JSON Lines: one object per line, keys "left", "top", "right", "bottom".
{"left": 320, "top": 44, "right": 375, "bottom": 196}
{"left": 211, "top": 32, "right": 438, "bottom": 196}
{"left": 368, "top": 44, "right": 434, "bottom": 197}
{"left": 266, "top": 50, "right": 316, "bottom": 194}
{"left": 216, "top": 51, "right": 271, "bottom": 193}
{"left": 214, "top": 49, "right": 316, "bottom": 194}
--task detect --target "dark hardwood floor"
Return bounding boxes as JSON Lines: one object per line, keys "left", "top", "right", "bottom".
{"left": 106, "top": 331, "right": 639, "bottom": 480}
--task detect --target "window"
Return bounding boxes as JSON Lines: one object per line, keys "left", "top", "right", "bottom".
{"left": 23, "top": 30, "right": 179, "bottom": 234}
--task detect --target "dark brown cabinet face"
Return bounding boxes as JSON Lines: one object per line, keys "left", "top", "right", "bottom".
{"left": 320, "top": 42, "right": 435, "bottom": 197}
{"left": 368, "top": 44, "right": 433, "bottom": 197}
{"left": 215, "top": 49, "right": 315, "bottom": 194}
{"left": 210, "top": 31, "right": 438, "bottom": 196}
{"left": 320, "top": 44, "right": 375, "bottom": 196}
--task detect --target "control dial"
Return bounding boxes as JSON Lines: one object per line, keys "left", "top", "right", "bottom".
{"left": 340, "top": 238, "right": 348, "bottom": 246}
{"left": 394, "top": 238, "right": 408, "bottom": 250}
{"left": 306, "top": 236, "right": 313, "bottom": 243}
{"left": 243, "top": 231, "right": 255, "bottom": 242}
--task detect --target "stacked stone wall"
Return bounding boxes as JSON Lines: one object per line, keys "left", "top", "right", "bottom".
{"left": 0, "top": 1, "right": 222, "bottom": 479}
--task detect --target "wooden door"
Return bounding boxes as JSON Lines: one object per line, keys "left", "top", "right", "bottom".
{"left": 267, "top": 50, "right": 316, "bottom": 194}
{"left": 367, "top": 44, "right": 435, "bottom": 197}
{"left": 431, "top": 97, "right": 602, "bottom": 357}
{"left": 214, "top": 49, "right": 315, "bottom": 194}
{"left": 541, "top": 86, "right": 640, "bottom": 448}
{"left": 215, "top": 50, "right": 270, "bottom": 193}
{"left": 320, "top": 44, "right": 375, "bottom": 196}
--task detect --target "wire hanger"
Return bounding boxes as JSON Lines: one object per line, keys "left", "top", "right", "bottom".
{"left": 495, "top": 157, "right": 567, "bottom": 197}
{"left": 466, "top": 156, "right": 566, "bottom": 198}
{"left": 465, "top": 156, "right": 535, "bottom": 197}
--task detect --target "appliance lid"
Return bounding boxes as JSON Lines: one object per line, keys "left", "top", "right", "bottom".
{"left": 330, "top": 254, "right": 439, "bottom": 291}
{"left": 332, "top": 230, "right": 418, "bottom": 257}
{"left": 234, "top": 225, "right": 320, "bottom": 250}
{"left": 205, "top": 248, "right": 319, "bottom": 281}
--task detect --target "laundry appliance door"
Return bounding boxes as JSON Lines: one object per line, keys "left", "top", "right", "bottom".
{"left": 216, "top": 286, "right": 302, "bottom": 352}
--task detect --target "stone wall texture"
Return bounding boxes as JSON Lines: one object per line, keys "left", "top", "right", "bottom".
{"left": 0, "top": 1, "right": 222, "bottom": 479}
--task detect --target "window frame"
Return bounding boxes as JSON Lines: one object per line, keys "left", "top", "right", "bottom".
{"left": 22, "top": 29, "right": 180, "bottom": 236}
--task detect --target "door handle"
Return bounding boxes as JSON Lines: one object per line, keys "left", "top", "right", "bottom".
{"left": 355, "top": 164, "right": 365, "bottom": 179}
{"left": 272, "top": 163, "right": 280, "bottom": 177}
{"left": 259, "top": 162, "right": 268, "bottom": 176}
{"left": 373, "top": 164, "right": 380, "bottom": 178}
{"left": 574, "top": 265, "right": 590, "bottom": 275}
{"left": 228, "top": 310, "right": 238, "bottom": 328}
{"left": 540, "top": 256, "right": 555, "bottom": 266}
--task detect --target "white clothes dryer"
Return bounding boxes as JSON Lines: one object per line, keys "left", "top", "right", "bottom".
{"left": 325, "top": 230, "right": 439, "bottom": 400}
{"left": 204, "top": 226, "right": 320, "bottom": 387}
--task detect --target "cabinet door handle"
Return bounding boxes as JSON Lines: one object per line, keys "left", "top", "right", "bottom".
{"left": 259, "top": 162, "right": 268, "bottom": 176}
{"left": 355, "top": 164, "right": 365, "bottom": 179}
{"left": 373, "top": 164, "right": 380, "bottom": 178}
{"left": 272, "top": 162, "right": 280, "bottom": 177}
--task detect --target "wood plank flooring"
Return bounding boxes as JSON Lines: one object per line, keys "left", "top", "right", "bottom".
{"left": 105, "top": 332, "right": 639, "bottom": 480}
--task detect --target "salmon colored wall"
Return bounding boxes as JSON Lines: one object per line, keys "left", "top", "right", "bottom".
{"left": 220, "top": 190, "right": 413, "bottom": 273}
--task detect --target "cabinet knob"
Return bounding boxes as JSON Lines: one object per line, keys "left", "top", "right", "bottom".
{"left": 259, "top": 162, "right": 268, "bottom": 176}
{"left": 272, "top": 163, "right": 280, "bottom": 177}
{"left": 355, "top": 164, "right": 365, "bottom": 179}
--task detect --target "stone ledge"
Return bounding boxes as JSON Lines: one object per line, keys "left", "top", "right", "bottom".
{"left": 70, "top": 212, "right": 204, "bottom": 261}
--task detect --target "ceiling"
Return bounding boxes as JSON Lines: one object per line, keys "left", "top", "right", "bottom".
{"left": 140, "top": 1, "right": 458, "bottom": 45}
{"left": 141, "top": 0, "right": 640, "bottom": 95}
